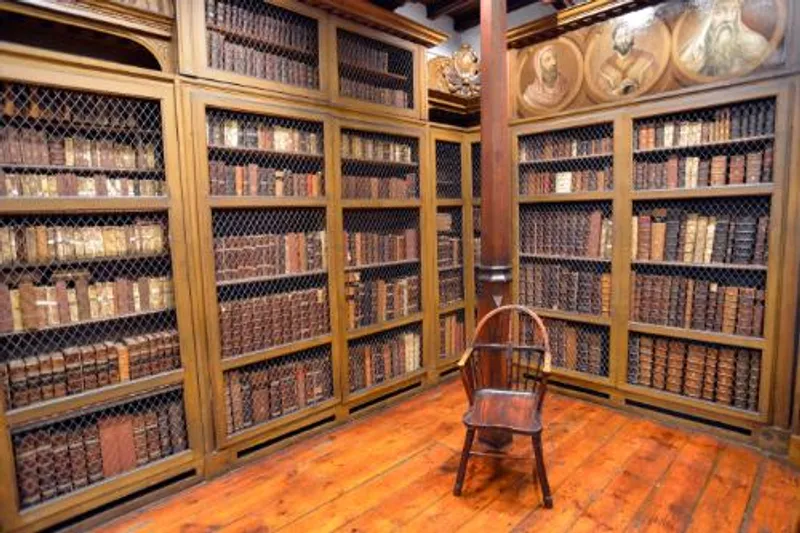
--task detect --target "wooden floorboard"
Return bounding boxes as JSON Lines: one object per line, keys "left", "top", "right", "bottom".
{"left": 98, "top": 379, "right": 800, "bottom": 533}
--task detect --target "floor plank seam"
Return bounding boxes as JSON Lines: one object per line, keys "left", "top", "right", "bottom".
{"left": 737, "top": 456, "right": 767, "bottom": 533}
{"left": 680, "top": 444, "right": 725, "bottom": 533}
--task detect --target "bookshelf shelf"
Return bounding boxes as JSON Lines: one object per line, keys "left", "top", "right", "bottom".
{"left": 621, "top": 382, "right": 763, "bottom": 422}
{"left": 343, "top": 258, "right": 420, "bottom": 272}
{"left": 631, "top": 184, "right": 774, "bottom": 201}
{"left": 220, "top": 334, "right": 333, "bottom": 371}
{"left": 223, "top": 397, "right": 338, "bottom": 448}
{"left": 0, "top": 251, "right": 171, "bottom": 270}
{"left": 207, "top": 145, "right": 324, "bottom": 161}
{"left": 346, "top": 368, "right": 426, "bottom": 405}
{"left": 438, "top": 263, "right": 463, "bottom": 272}
{"left": 549, "top": 367, "right": 612, "bottom": 386}
{"left": 0, "top": 308, "right": 174, "bottom": 339}
{"left": 0, "top": 197, "right": 170, "bottom": 214}
{"left": 520, "top": 253, "right": 611, "bottom": 264}
{"left": 519, "top": 153, "right": 613, "bottom": 166}
{"left": 341, "top": 199, "right": 421, "bottom": 209}
{"left": 439, "top": 301, "right": 465, "bottom": 314}
{"left": 528, "top": 308, "right": 611, "bottom": 327}
{"left": 436, "top": 199, "right": 463, "bottom": 207}
{"left": 346, "top": 312, "right": 424, "bottom": 341}
{"left": 340, "top": 157, "right": 418, "bottom": 169}
{"left": 519, "top": 191, "right": 614, "bottom": 203}
{"left": 206, "top": 23, "right": 317, "bottom": 61}
{"left": 631, "top": 260, "right": 768, "bottom": 272}
{"left": 632, "top": 134, "right": 774, "bottom": 155}
{"left": 5, "top": 370, "right": 184, "bottom": 428}
{"left": 436, "top": 353, "right": 461, "bottom": 369}
{"left": 0, "top": 114, "right": 162, "bottom": 137}
{"left": 216, "top": 269, "right": 328, "bottom": 287}
{"left": 340, "top": 62, "right": 408, "bottom": 84}
{"left": 0, "top": 163, "right": 163, "bottom": 174}
{"left": 208, "top": 196, "right": 327, "bottom": 209}
{"left": 628, "top": 322, "right": 765, "bottom": 350}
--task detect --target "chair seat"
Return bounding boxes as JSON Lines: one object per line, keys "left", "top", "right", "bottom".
{"left": 463, "top": 389, "right": 542, "bottom": 434}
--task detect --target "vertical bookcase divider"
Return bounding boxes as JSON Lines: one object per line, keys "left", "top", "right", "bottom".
{"left": 464, "top": 131, "right": 480, "bottom": 341}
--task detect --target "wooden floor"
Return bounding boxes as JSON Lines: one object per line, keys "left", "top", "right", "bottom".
{"left": 100, "top": 379, "right": 800, "bottom": 533}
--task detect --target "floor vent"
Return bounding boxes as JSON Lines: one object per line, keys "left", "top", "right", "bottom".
{"left": 349, "top": 381, "right": 423, "bottom": 415}
{"left": 236, "top": 415, "right": 337, "bottom": 460}
{"left": 625, "top": 399, "right": 752, "bottom": 436}
{"left": 550, "top": 380, "right": 611, "bottom": 399}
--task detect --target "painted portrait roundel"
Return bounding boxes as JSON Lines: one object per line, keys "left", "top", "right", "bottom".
{"left": 517, "top": 37, "right": 584, "bottom": 115}
{"left": 583, "top": 16, "right": 670, "bottom": 103}
{"left": 671, "top": 0, "right": 787, "bottom": 84}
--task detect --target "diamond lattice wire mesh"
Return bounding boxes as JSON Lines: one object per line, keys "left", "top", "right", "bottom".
{"left": 518, "top": 123, "right": 613, "bottom": 195}
{"left": 471, "top": 142, "right": 481, "bottom": 199}
{"left": 0, "top": 211, "right": 180, "bottom": 408}
{"left": 518, "top": 202, "right": 612, "bottom": 317}
{"left": 206, "top": 108, "right": 324, "bottom": 197}
{"left": 435, "top": 140, "right": 461, "bottom": 199}
{"left": 632, "top": 98, "right": 775, "bottom": 191}
{"left": 522, "top": 317, "right": 609, "bottom": 378}
{"left": 11, "top": 387, "right": 186, "bottom": 509}
{"left": 348, "top": 324, "right": 422, "bottom": 393}
{"left": 437, "top": 207, "right": 463, "bottom": 307}
{"left": 343, "top": 209, "right": 421, "bottom": 330}
{"left": 341, "top": 129, "right": 418, "bottom": 199}
{"left": 223, "top": 345, "right": 333, "bottom": 435}
{"left": 438, "top": 309, "right": 465, "bottom": 360}
{"left": 337, "top": 29, "right": 414, "bottom": 109}
{"left": 628, "top": 333, "right": 760, "bottom": 412}
{"left": 0, "top": 81, "right": 166, "bottom": 198}
{"left": 206, "top": 0, "right": 320, "bottom": 89}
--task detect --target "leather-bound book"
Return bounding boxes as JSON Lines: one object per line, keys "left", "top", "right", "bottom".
{"left": 84, "top": 425, "right": 104, "bottom": 483}
{"left": 52, "top": 430, "right": 71, "bottom": 495}
{"left": 22, "top": 356, "right": 41, "bottom": 405}
{"left": 722, "top": 287, "right": 739, "bottom": 334}
{"left": 628, "top": 336, "right": 640, "bottom": 384}
{"left": 38, "top": 353, "right": 54, "bottom": 401}
{"left": 9, "top": 359, "right": 28, "bottom": 408}
{"left": 638, "top": 336, "right": 653, "bottom": 387}
{"left": 652, "top": 338, "right": 668, "bottom": 390}
{"left": 697, "top": 159, "right": 710, "bottom": 187}
{"left": 99, "top": 415, "right": 137, "bottom": 477}
{"left": 762, "top": 147, "right": 773, "bottom": 182}
{"left": 736, "top": 288, "right": 756, "bottom": 337}
{"left": 682, "top": 214, "right": 698, "bottom": 262}
{"left": 710, "top": 155, "right": 727, "bottom": 186}
{"left": 683, "top": 278, "right": 695, "bottom": 329}
{"left": 684, "top": 343, "right": 704, "bottom": 398}
{"left": 666, "top": 340, "right": 686, "bottom": 395}
{"left": 710, "top": 216, "right": 730, "bottom": 263}
{"left": 157, "top": 406, "right": 173, "bottom": 456}
{"left": 733, "top": 350, "right": 750, "bottom": 409}
{"left": 747, "top": 351, "right": 759, "bottom": 411}
{"left": 168, "top": 401, "right": 187, "bottom": 452}
{"left": 693, "top": 217, "right": 708, "bottom": 264}
{"left": 704, "top": 283, "right": 719, "bottom": 330}
{"left": 600, "top": 273, "right": 612, "bottom": 317}
{"left": 14, "top": 433, "right": 40, "bottom": 506}
{"left": 51, "top": 352, "right": 66, "bottom": 398}
{"left": 664, "top": 211, "right": 681, "bottom": 262}
{"left": 144, "top": 409, "right": 161, "bottom": 461}
{"left": 650, "top": 215, "right": 667, "bottom": 261}
{"left": 67, "top": 428, "right": 89, "bottom": 489}
{"left": 732, "top": 216, "right": 757, "bottom": 264}
{"left": 691, "top": 280, "right": 709, "bottom": 331}
{"left": 716, "top": 348, "right": 736, "bottom": 405}
{"left": 637, "top": 215, "right": 651, "bottom": 260}
{"left": 587, "top": 210, "right": 603, "bottom": 257}
{"left": 565, "top": 326, "right": 578, "bottom": 371}
{"left": 702, "top": 347, "right": 718, "bottom": 401}
{"left": 667, "top": 277, "right": 681, "bottom": 327}
{"left": 745, "top": 152, "right": 762, "bottom": 184}
{"left": 753, "top": 216, "right": 769, "bottom": 265}
{"left": 728, "top": 155, "right": 745, "bottom": 184}
{"left": 665, "top": 156, "right": 679, "bottom": 189}
{"left": 752, "top": 290, "right": 765, "bottom": 337}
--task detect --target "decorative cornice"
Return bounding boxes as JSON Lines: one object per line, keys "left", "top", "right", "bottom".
{"left": 300, "top": 0, "right": 449, "bottom": 47}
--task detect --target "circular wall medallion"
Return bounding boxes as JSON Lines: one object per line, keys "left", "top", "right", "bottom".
{"left": 517, "top": 37, "right": 584, "bottom": 115}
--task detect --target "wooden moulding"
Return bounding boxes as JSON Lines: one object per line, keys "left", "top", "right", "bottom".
{"left": 345, "top": 368, "right": 427, "bottom": 407}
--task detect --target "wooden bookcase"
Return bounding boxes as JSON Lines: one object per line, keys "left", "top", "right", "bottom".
{"left": 465, "top": 131, "right": 480, "bottom": 339}
{"left": 0, "top": 57, "right": 204, "bottom": 533}
{"left": 512, "top": 80, "right": 795, "bottom": 437}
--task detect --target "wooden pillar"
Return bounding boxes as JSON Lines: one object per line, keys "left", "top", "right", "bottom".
{"left": 476, "top": 0, "right": 513, "bottom": 447}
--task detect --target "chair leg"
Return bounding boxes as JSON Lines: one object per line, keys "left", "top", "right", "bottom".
{"left": 453, "top": 428, "right": 476, "bottom": 496}
{"left": 532, "top": 432, "right": 552, "bottom": 509}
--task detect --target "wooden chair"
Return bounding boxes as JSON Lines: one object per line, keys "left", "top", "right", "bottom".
{"left": 453, "top": 304, "right": 553, "bottom": 508}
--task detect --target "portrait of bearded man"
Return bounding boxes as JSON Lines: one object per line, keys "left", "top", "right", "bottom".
{"left": 598, "top": 23, "right": 657, "bottom": 97}
{"left": 679, "top": 0, "right": 772, "bottom": 78}
{"left": 523, "top": 45, "right": 570, "bottom": 109}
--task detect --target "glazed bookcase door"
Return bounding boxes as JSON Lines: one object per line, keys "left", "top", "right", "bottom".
{"left": 185, "top": 90, "right": 341, "bottom": 453}
{"left": 464, "top": 131, "right": 479, "bottom": 341}
{"left": 179, "top": 0, "right": 330, "bottom": 101}
{"left": 329, "top": 18, "right": 425, "bottom": 121}
{"left": 0, "top": 58, "right": 202, "bottom": 533}
{"left": 333, "top": 118, "right": 430, "bottom": 410}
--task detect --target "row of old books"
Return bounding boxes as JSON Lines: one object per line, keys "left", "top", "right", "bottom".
{"left": 206, "top": 117, "right": 321, "bottom": 155}
{"left": 0, "top": 171, "right": 165, "bottom": 198}
{"left": 628, "top": 335, "right": 759, "bottom": 410}
{"left": 341, "top": 133, "right": 415, "bottom": 164}
{"left": 520, "top": 210, "right": 613, "bottom": 259}
{"left": 437, "top": 235, "right": 462, "bottom": 268}
{"left": 13, "top": 396, "right": 186, "bottom": 508}
{"left": 208, "top": 162, "right": 323, "bottom": 197}
{"left": 0, "top": 276, "right": 173, "bottom": 334}
{"left": 519, "top": 167, "right": 613, "bottom": 195}
{"left": 439, "top": 270, "right": 463, "bottom": 307}
{"left": 531, "top": 319, "right": 606, "bottom": 376}
{"left": 520, "top": 264, "right": 612, "bottom": 317}
{"left": 1, "top": 83, "right": 150, "bottom": 129}
{"left": 631, "top": 273, "right": 765, "bottom": 337}
{"left": 338, "top": 32, "right": 392, "bottom": 75}
{"left": 0, "top": 330, "right": 180, "bottom": 411}
{"left": 213, "top": 231, "right": 326, "bottom": 282}
{"left": 344, "top": 229, "right": 419, "bottom": 267}
{"left": 0, "top": 128, "right": 159, "bottom": 170}
{"left": 634, "top": 104, "right": 775, "bottom": 151}
{"left": 205, "top": 0, "right": 315, "bottom": 52}
{"left": 348, "top": 329, "right": 421, "bottom": 392}
{"left": 0, "top": 221, "right": 166, "bottom": 266}
{"left": 224, "top": 352, "right": 332, "bottom": 434}
{"left": 345, "top": 272, "right": 420, "bottom": 329}
{"left": 439, "top": 313, "right": 465, "bottom": 359}
{"left": 340, "top": 79, "right": 410, "bottom": 109}
{"left": 341, "top": 174, "right": 418, "bottom": 199}
{"left": 219, "top": 288, "right": 329, "bottom": 359}
{"left": 519, "top": 135, "right": 612, "bottom": 163}
{"left": 633, "top": 150, "right": 772, "bottom": 190}
{"left": 208, "top": 33, "right": 319, "bottom": 89}
{"left": 632, "top": 210, "right": 769, "bottom": 265}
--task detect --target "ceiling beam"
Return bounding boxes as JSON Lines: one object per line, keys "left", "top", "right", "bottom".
{"left": 427, "top": 0, "right": 475, "bottom": 20}
{"left": 370, "top": 0, "right": 406, "bottom": 9}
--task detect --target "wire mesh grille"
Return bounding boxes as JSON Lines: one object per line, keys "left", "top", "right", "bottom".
{"left": 471, "top": 142, "right": 481, "bottom": 199}
{"left": 341, "top": 129, "right": 418, "bottom": 199}
{"left": 206, "top": 107, "right": 324, "bottom": 198}
{"left": 435, "top": 140, "right": 461, "bottom": 198}
{"left": 628, "top": 333, "right": 760, "bottom": 412}
{"left": 438, "top": 310, "right": 465, "bottom": 360}
{"left": 212, "top": 208, "right": 326, "bottom": 283}
{"left": 343, "top": 209, "right": 419, "bottom": 268}
{"left": 0, "top": 81, "right": 166, "bottom": 198}
{"left": 206, "top": 0, "right": 320, "bottom": 89}
{"left": 633, "top": 98, "right": 775, "bottom": 191}
{"left": 112, "top": 0, "right": 175, "bottom": 16}
{"left": 348, "top": 324, "right": 421, "bottom": 393}
{"left": 11, "top": 387, "right": 186, "bottom": 509}
{"left": 630, "top": 266, "right": 765, "bottom": 338}
{"left": 223, "top": 345, "right": 332, "bottom": 435}
{"left": 518, "top": 123, "right": 613, "bottom": 195}
{"left": 337, "top": 29, "right": 414, "bottom": 109}
{"left": 437, "top": 208, "right": 463, "bottom": 307}
{"left": 522, "top": 318, "right": 609, "bottom": 378}
{"left": 520, "top": 261, "right": 611, "bottom": 317}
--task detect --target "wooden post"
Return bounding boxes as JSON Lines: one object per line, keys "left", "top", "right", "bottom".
{"left": 475, "top": 0, "right": 513, "bottom": 448}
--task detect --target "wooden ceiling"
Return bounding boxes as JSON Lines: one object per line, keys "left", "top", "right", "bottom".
{"left": 370, "top": 0, "right": 575, "bottom": 31}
